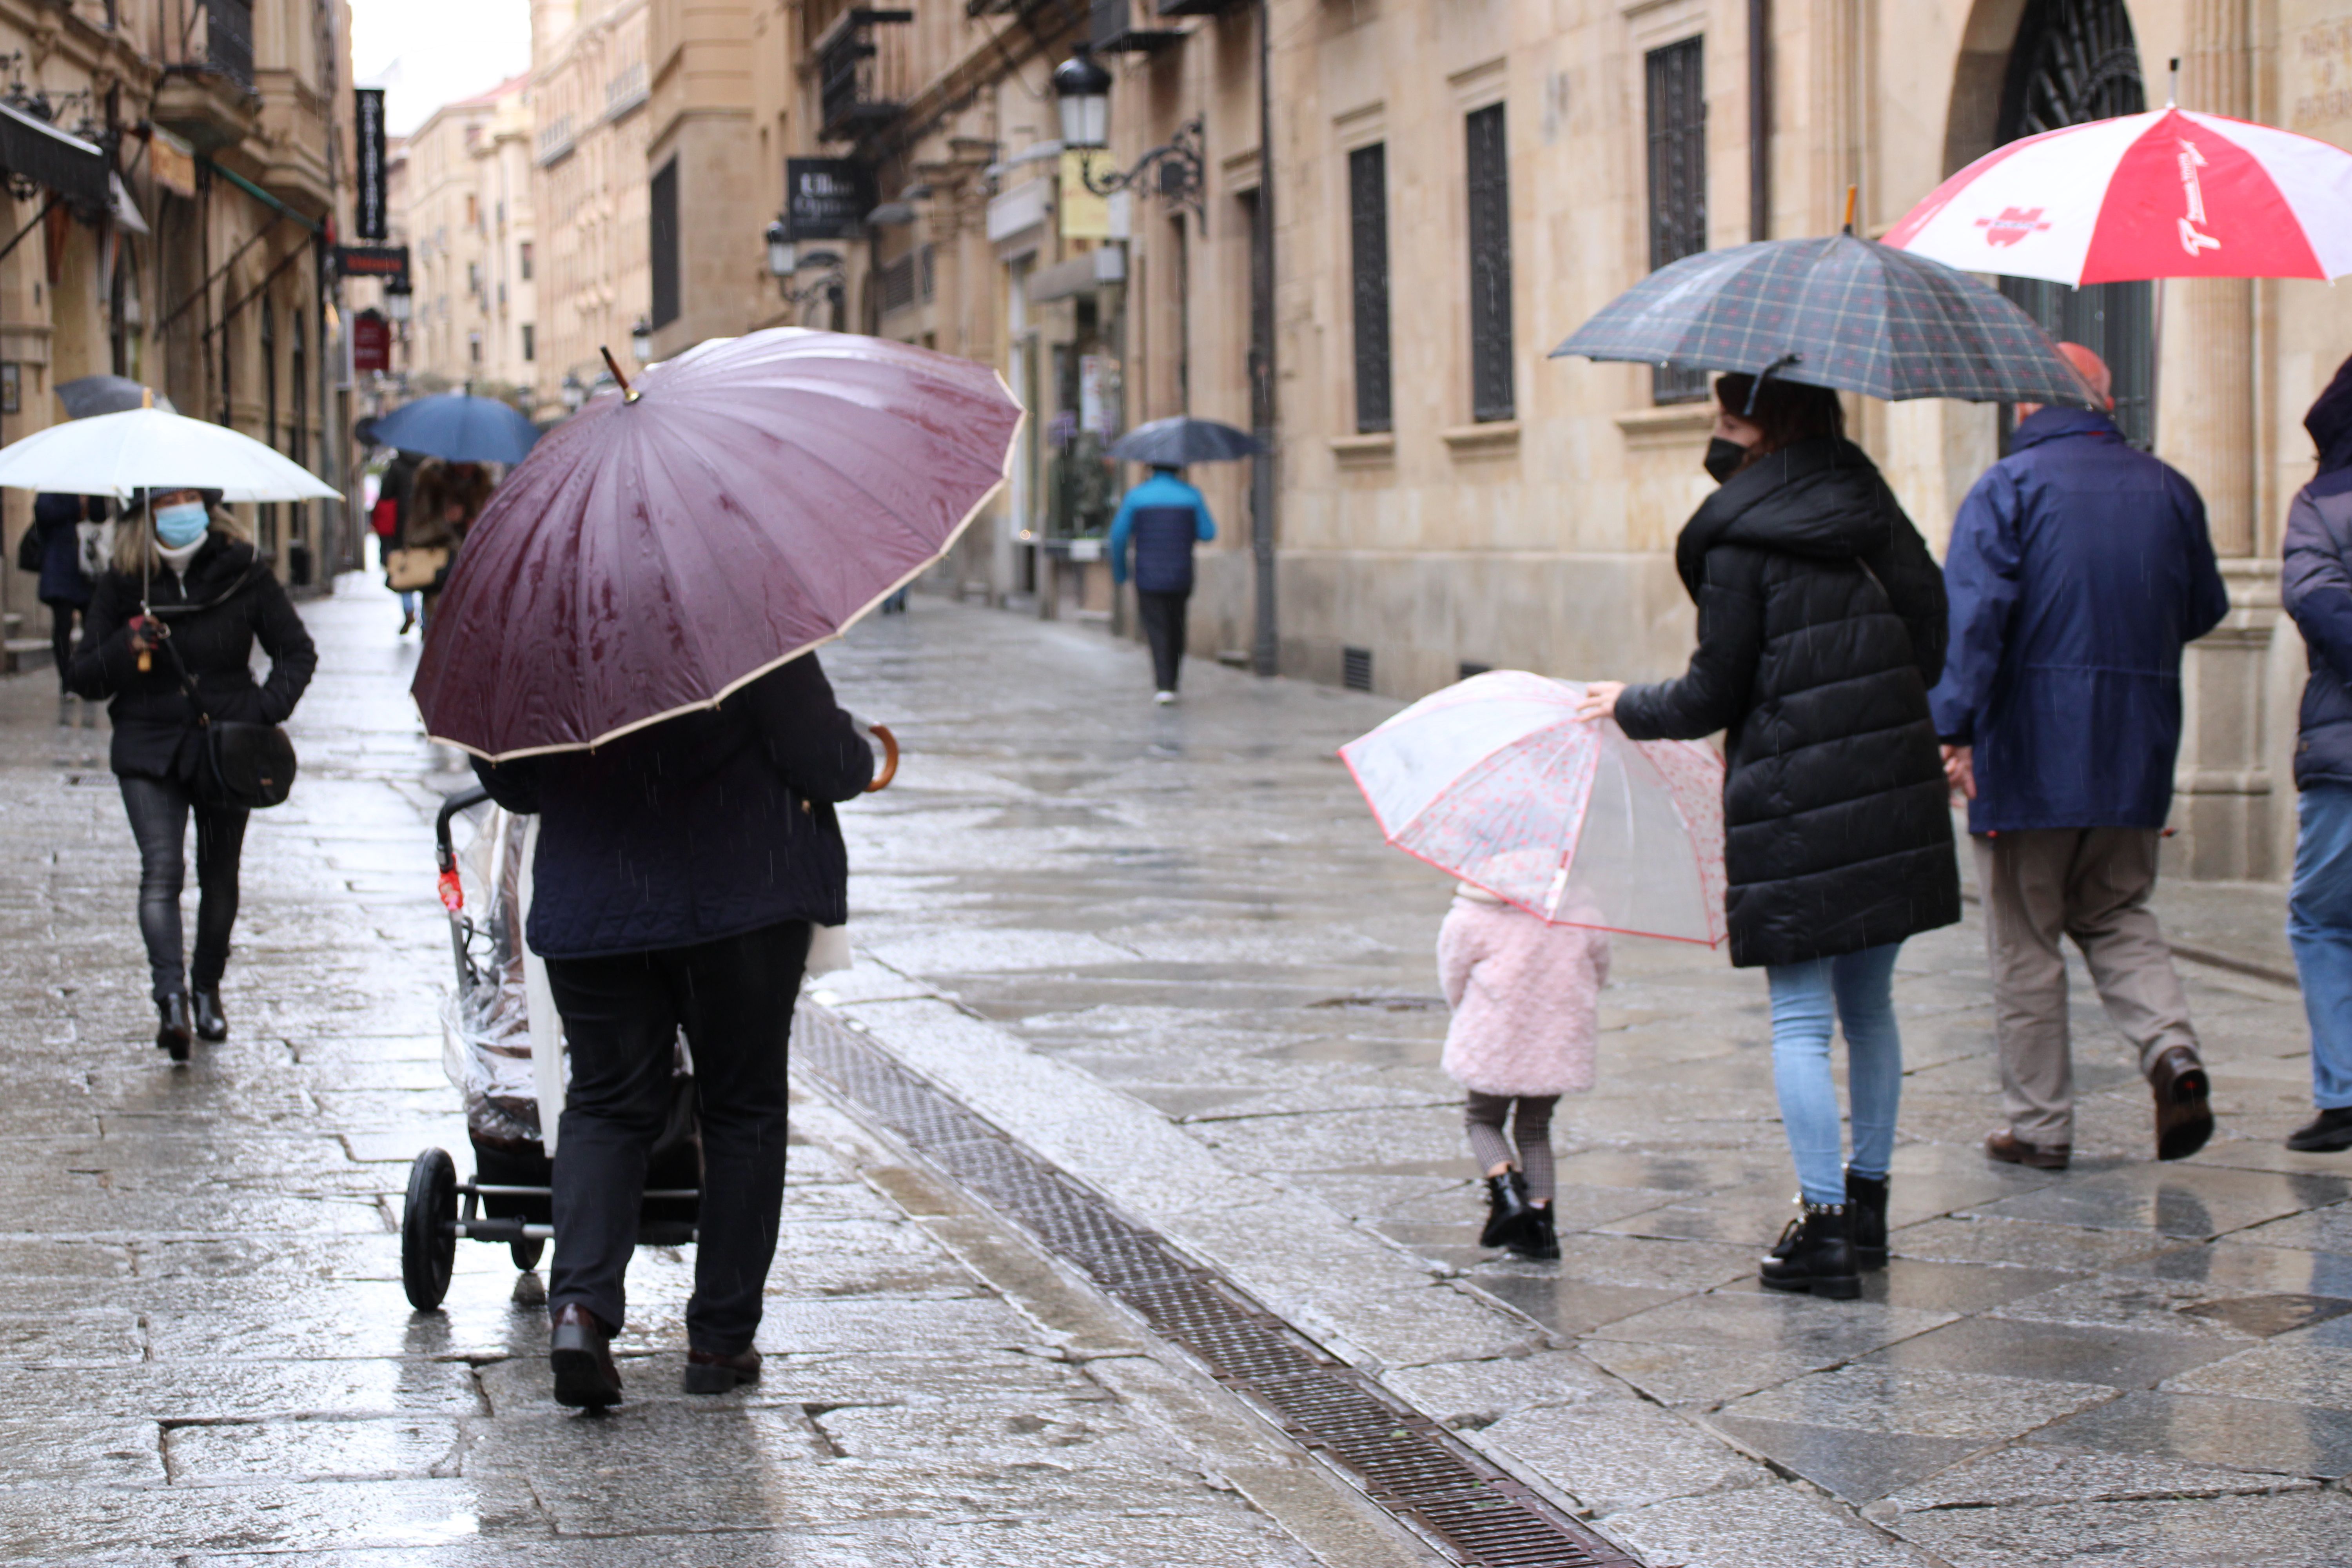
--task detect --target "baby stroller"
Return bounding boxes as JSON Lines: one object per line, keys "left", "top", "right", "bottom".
{"left": 399, "top": 786, "right": 701, "bottom": 1311}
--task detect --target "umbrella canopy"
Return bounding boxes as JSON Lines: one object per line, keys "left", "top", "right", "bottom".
{"left": 1549, "top": 233, "right": 2094, "bottom": 406}
{"left": 54, "top": 375, "right": 175, "bottom": 418}
{"left": 412, "top": 328, "right": 1022, "bottom": 762}
{"left": 0, "top": 406, "right": 339, "bottom": 502}
{"left": 1885, "top": 107, "right": 2352, "bottom": 286}
{"left": 1339, "top": 671, "right": 1728, "bottom": 946}
{"left": 368, "top": 393, "right": 541, "bottom": 465}
{"left": 1107, "top": 415, "right": 1263, "bottom": 466}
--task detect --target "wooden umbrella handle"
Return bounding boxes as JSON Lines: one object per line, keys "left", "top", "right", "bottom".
{"left": 865, "top": 723, "right": 899, "bottom": 792}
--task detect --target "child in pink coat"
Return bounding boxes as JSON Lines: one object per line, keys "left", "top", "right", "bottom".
{"left": 1438, "top": 884, "right": 1611, "bottom": 1260}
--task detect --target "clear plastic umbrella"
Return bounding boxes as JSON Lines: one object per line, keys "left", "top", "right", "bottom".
{"left": 1340, "top": 670, "right": 1729, "bottom": 946}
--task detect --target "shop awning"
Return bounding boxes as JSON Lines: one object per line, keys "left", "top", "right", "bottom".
{"left": 0, "top": 100, "right": 107, "bottom": 212}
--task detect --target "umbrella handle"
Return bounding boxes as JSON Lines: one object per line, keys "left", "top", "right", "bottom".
{"left": 865, "top": 723, "right": 900, "bottom": 792}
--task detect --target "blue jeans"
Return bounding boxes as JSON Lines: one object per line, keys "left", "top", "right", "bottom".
{"left": 1765, "top": 943, "right": 1905, "bottom": 1205}
{"left": 2290, "top": 782, "right": 2352, "bottom": 1110}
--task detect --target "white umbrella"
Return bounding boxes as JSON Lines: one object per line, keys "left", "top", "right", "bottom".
{"left": 0, "top": 405, "right": 341, "bottom": 502}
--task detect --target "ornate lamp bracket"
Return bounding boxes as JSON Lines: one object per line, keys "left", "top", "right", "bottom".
{"left": 1075, "top": 116, "right": 1206, "bottom": 233}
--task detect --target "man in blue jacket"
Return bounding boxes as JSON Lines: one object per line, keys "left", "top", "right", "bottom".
{"left": 2280, "top": 354, "right": 2352, "bottom": 1153}
{"left": 1109, "top": 464, "right": 1215, "bottom": 704}
{"left": 1933, "top": 344, "right": 2229, "bottom": 1170}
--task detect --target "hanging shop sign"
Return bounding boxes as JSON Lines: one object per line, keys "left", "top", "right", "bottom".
{"left": 150, "top": 128, "right": 196, "bottom": 199}
{"left": 784, "top": 158, "right": 874, "bottom": 240}
{"left": 351, "top": 309, "right": 391, "bottom": 374}
{"left": 354, "top": 88, "right": 388, "bottom": 240}
{"left": 335, "top": 245, "right": 410, "bottom": 285}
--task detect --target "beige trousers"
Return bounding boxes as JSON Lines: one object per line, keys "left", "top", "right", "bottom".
{"left": 1974, "top": 829, "right": 2201, "bottom": 1147}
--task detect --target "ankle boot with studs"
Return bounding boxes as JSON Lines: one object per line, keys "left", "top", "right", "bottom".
{"left": 1758, "top": 1201, "right": 1860, "bottom": 1299}
{"left": 1845, "top": 1170, "right": 1889, "bottom": 1270}
{"left": 1479, "top": 1171, "right": 1535, "bottom": 1249}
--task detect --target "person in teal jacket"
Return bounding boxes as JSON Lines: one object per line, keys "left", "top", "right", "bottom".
{"left": 1109, "top": 466, "right": 1215, "bottom": 703}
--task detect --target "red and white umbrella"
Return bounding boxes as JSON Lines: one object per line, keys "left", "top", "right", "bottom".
{"left": 1885, "top": 107, "right": 2352, "bottom": 285}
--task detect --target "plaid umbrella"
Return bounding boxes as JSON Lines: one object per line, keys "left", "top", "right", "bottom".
{"left": 1549, "top": 234, "right": 2095, "bottom": 405}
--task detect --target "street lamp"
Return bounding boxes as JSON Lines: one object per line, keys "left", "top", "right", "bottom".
{"left": 765, "top": 220, "right": 795, "bottom": 278}
{"left": 384, "top": 283, "right": 412, "bottom": 324}
{"left": 1052, "top": 50, "right": 1112, "bottom": 151}
{"left": 630, "top": 316, "right": 653, "bottom": 362}
{"left": 1050, "top": 51, "right": 1205, "bottom": 230}
{"left": 561, "top": 372, "right": 585, "bottom": 412}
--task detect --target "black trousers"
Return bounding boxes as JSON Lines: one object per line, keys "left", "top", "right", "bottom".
{"left": 543, "top": 919, "right": 811, "bottom": 1353}
{"left": 47, "top": 604, "right": 79, "bottom": 691}
{"left": 118, "top": 774, "right": 249, "bottom": 1003}
{"left": 1136, "top": 588, "right": 1190, "bottom": 692}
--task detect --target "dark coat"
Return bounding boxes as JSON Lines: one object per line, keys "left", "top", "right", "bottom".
{"left": 1927, "top": 407, "right": 2228, "bottom": 832}
{"left": 33, "top": 493, "right": 102, "bottom": 608}
{"left": 470, "top": 653, "right": 876, "bottom": 960}
{"left": 1614, "top": 437, "right": 1960, "bottom": 969}
{"left": 2282, "top": 358, "right": 2352, "bottom": 790}
{"left": 66, "top": 532, "right": 319, "bottom": 782}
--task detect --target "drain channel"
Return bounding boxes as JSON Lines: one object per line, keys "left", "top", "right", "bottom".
{"left": 793, "top": 1006, "right": 1639, "bottom": 1568}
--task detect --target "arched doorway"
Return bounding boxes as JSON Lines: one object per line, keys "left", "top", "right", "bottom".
{"left": 1996, "top": 0, "right": 2155, "bottom": 444}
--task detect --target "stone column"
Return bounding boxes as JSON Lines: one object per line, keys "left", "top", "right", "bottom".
{"left": 2165, "top": 0, "right": 2279, "bottom": 881}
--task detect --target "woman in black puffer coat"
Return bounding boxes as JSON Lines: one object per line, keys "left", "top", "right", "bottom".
{"left": 1578, "top": 374, "right": 1957, "bottom": 1299}
{"left": 67, "top": 490, "right": 318, "bottom": 1060}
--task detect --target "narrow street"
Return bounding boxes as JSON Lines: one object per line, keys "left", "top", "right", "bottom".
{"left": 1, "top": 580, "right": 2348, "bottom": 1565}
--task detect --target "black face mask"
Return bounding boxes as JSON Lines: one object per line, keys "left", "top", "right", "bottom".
{"left": 1702, "top": 436, "right": 1749, "bottom": 484}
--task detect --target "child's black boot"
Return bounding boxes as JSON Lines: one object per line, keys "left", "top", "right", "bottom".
{"left": 1479, "top": 1171, "right": 1534, "bottom": 1249}
{"left": 1506, "top": 1203, "right": 1560, "bottom": 1261}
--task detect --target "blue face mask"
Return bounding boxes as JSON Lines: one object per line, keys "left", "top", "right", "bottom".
{"left": 154, "top": 503, "right": 209, "bottom": 548}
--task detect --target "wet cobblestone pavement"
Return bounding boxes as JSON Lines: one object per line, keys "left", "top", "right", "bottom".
{"left": 0, "top": 581, "right": 1435, "bottom": 1566}
{"left": 813, "top": 597, "right": 2352, "bottom": 1568}
{"left": 8, "top": 578, "right": 2351, "bottom": 1565}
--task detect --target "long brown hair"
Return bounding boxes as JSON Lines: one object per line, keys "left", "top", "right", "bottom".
{"left": 1714, "top": 374, "right": 1846, "bottom": 472}
{"left": 412, "top": 460, "right": 494, "bottom": 528}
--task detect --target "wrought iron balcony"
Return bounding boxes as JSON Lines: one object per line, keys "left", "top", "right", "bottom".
{"left": 817, "top": 9, "right": 913, "bottom": 143}
{"left": 202, "top": 0, "right": 254, "bottom": 92}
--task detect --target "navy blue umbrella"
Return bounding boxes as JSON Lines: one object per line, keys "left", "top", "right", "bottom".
{"left": 1550, "top": 234, "right": 2094, "bottom": 406}
{"left": 1108, "top": 415, "right": 1263, "bottom": 467}
{"left": 368, "top": 394, "right": 542, "bottom": 465}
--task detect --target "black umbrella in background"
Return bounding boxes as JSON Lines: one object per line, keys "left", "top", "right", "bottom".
{"left": 1109, "top": 415, "right": 1263, "bottom": 467}
{"left": 55, "top": 375, "right": 175, "bottom": 417}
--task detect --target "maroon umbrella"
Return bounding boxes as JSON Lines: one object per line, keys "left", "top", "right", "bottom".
{"left": 411, "top": 329, "right": 1021, "bottom": 760}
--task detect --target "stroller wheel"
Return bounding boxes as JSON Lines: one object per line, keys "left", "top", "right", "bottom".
{"left": 401, "top": 1149, "right": 458, "bottom": 1311}
{"left": 510, "top": 1236, "right": 544, "bottom": 1272}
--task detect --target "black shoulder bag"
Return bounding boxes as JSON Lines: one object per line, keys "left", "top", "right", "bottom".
{"left": 156, "top": 581, "right": 298, "bottom": 810}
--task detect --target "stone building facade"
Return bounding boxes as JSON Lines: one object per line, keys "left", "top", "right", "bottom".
{"left": 0, "top": 0, "right": 356, "bottom": 646}
{"left": 397, "top": 74, "right": 536, "bottom": 400}
{"left": 528, "top": 0, "right": 650, "bottom": 413}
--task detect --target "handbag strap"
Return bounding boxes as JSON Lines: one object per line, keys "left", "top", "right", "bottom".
{"left": 154, "top": 633, "right": 214, "bottom": 729}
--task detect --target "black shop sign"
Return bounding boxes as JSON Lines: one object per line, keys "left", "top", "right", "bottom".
{"left": 785, "top": 158, "right": 874, "bottom": 241}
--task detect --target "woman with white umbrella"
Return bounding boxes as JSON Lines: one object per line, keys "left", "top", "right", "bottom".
{"left": 66, "top": 488, "right": 316, "bottom": 1060}
{"left": 0, "top": 401, "right": 338, "bottom": 1063}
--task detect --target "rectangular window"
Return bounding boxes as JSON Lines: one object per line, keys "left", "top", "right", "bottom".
{"left": 1464, "top": 104, "right": 1514, "bottom": 423}
{"left": 469, "top": 331, "right": 482, "bottom": 365}
{"left": 1348, "top": 143, "right": 1391, "bottom": 435}
{"left": 649, "top": 158, "right": 680, "bottom": 328}
{"left": 465, "top": 194, "right": 477, "bottom": 226}
{"left": 521, "top": 323, "right": 535, "bottom": 362}
{"left": 519, "top": 241, "right": 534, "bottom": 281}
{"left": 1646, "top": 38, "right": 1710, "bottom": 403}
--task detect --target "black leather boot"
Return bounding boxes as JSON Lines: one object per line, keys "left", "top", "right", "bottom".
{"left": 1845, "top": 1170, "right": 1889, "bottom": 1270}
{"left": 1479, "top": 1171, "right": 1534, "bottom": 1249}
{"left": 550, "top": 1303, "right": 622, "bottom": 1409}
{"left": 1507, "top": 1203, "right": 1561, "bottom": 1262}
{"left": 1758, "top": 1202, "right": 1860, "bottom": 1299}
{"left": 191, "top": 989, "right": 228, "bottom": 1043}
{"left": 155, "top": 995, "right": 192, "bottom": 1063}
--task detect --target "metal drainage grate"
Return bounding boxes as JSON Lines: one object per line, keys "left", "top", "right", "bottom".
{"left": 793, "top": 1007, "right": 1637, "bottom": 1568}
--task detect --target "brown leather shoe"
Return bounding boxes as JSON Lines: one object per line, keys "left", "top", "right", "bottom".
{"left": 2150, "top": 1047, "right": 2215, "bottom": 1161}
{"left": 550, "top": 1303, "right": 622, "bottom": 1409}
{"left": 683, "top": 1345, "right": 763, "bottom": 1395}
{"left": 1985, "top": 1129, "right": 2071, "bottom": 1170}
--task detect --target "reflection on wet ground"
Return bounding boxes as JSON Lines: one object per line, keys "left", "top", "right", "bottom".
{"left": 822, "top": 597, "right": 2352, "bottom": 1566}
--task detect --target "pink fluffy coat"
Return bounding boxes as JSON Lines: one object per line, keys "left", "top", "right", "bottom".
{"left": 1437, "top": 896, "right": 1610, "bottom": 1097}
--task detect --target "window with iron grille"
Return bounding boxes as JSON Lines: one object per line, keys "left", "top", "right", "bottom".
{"left": 1646, "top": 38, "right": 1709, "bottom": 403}
{"left": 919, "top": 243, "right": 935, "bottom": 301}
{"left": 879, "top": 253, "right": 916, "bottom": 315}
{"left": 205, "top": 0, "right": 254, "bottom": 91}
{"left": 649, "top": 158, "right": 679, "bottom": 328}
{"left": 1348, "top": 143, "right": 1392, "bottom": 434}
{"left": 1343, "top": 646, "right": 1374, "bottom": 691}
{"left": 1464, "top": 105, "right": 1514, "bottom": 423}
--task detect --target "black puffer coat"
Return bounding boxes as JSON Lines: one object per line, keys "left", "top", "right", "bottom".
{"left": 1614, "top": 437, "right": 1960, "bottom": 968}
{"left": 67, "top": 532, "right": 319, "bottom": 784}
